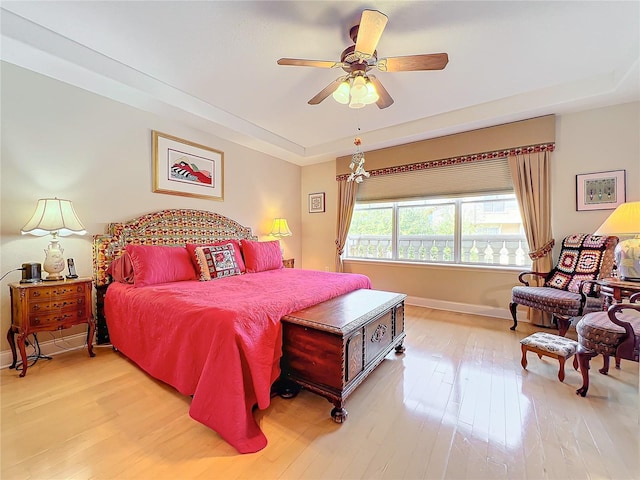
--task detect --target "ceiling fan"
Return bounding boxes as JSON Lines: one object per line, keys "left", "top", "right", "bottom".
{"left": 277, "top": 9, "right": 449, "bottom": 109}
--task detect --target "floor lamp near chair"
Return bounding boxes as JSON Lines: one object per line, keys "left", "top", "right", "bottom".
{"left": 594, "top": 201, "right": 640, "bottom": 281}
{"left": 21, "top": 198, "right": 87, "bottom": 281}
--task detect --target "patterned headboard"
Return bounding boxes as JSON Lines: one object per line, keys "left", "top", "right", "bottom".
{"left": 93, "top": 209, "right": 257, "bottom": 287}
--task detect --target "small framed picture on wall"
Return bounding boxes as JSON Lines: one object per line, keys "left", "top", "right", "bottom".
{"left": 308, "top": 192, "right": 325, "bottom": 213}
{"left": 576, "top": 169, "right": 626, "bottom": 211}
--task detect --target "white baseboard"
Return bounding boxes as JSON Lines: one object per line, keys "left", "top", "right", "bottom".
{"left": 1, "top": 332, "right": 90, "bottom": 370}
{"left": 405, "top": 296, "right": 529, "bottom": 323}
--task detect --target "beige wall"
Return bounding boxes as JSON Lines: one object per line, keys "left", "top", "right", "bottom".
{"left": 0, "top": 63, "right": 301, "bottom": 351}
{"left": 302, "top": 101, "right": 640, "bottom": 317}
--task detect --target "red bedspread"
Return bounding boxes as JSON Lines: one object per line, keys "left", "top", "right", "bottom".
{"left": 104, "top": 268, "right": 371, "bottom": 453}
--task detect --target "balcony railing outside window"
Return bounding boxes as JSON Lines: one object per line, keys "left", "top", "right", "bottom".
{"left": 345, "top": 194, "right": 531, "bottom": 267}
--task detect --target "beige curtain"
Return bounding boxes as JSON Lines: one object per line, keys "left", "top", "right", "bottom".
{"left": 508, "top": 151, "right": 555, "bottom": 327}
{"left": 335, "top": 179, "right": 359, "bottom": 272}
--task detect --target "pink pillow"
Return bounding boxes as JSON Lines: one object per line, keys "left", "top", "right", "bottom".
{"left": 106, "top": 251, "right": 135, "bottom": 284}
{"left": 186, "top": 240, "right": 246, "bottom": 274}
{"left": 241, "top": 240, "right": 283, "bottom": 273}
{"left": 193, "top": 244, "right": 242, "bottom": 280}
{"left": 125, "top": 244, "right": 197, "bottom": 287}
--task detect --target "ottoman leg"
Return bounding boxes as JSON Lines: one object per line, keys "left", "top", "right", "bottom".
{"left": 557, "top": 356, "right": 566, "bottom": 382}
{"left": 520, "top": 344, "right": 528, "bottom": 370}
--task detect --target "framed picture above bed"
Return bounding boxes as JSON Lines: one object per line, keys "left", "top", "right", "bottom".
{"left": 152, "top": 131, "right": 224, "bottom": 201}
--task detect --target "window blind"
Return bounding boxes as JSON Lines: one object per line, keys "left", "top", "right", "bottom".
{"left": 356, "top": 157, "right": 513, "bottom": 202}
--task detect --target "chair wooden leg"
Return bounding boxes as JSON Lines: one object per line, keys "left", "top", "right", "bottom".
{"left": 509, "top": 302, "right": 518, "bottom": 331}
{"left": 576, "top": 347, "right": 598, "bottom": 397}
{"left": 556, "top": 317, "right": 570, "bottom": 337}
{"left": 599, "top": 354, "right": 610, "bottom": 375}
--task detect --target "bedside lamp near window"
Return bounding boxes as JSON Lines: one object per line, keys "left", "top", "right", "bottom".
{"left": 21, "top": 198, "right": 86, "bottom": 281}
{"left": 595, "top": 201, "right": 640, "bottom": 282}
{"left": 269, "top": 218, "right": 292, "bottom": 257}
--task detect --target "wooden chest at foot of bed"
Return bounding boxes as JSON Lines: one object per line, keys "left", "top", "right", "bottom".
{"left": 280, "top": 289, "right": 406, "bottom": 422}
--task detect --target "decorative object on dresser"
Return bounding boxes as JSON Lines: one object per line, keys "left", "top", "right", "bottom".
{"left": 279, "top": 289, "right": 406, "bottom": 422}
{"left": 594, "top": 201, "right": 640, "bottom": 281}
{"left": 7, "top": 277, "right": 95, "bottom": 377}
{"left": 21, "top": 198, "right": 86, "bottom": 281}
{"left": 152, "top": 131, "right": 224, "bottom": 201}
{"left": 509, "top": 234, "right": 618, "bottom": 335}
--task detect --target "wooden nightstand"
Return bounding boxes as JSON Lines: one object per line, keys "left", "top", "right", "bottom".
{"left": 283, "top": 258, "right": 295, "bottom": 269}
{"left": 7, "top": 277, "right": 95, "bottom": 377}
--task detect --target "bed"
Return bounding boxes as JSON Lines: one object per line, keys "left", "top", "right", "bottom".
{"left": 92, "top": 209, "right": 371, "bottom": 453}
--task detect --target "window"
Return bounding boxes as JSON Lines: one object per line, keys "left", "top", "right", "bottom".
{"left": 346, "top": 193, "right": 530, "bottom": 267}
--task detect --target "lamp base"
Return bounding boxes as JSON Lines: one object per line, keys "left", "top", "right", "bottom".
{"left": 615, "top": 238, "right": 640, "bottom": 283}
{"left": 43, "top": 239, "right": 66, "bottom": 282}
{"left": 44, "top": 274, "right": 65, "bottom": 282}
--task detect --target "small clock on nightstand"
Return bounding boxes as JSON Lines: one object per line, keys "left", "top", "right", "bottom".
{"left": 283, "top": 258, "right": 295, "bottom": 269}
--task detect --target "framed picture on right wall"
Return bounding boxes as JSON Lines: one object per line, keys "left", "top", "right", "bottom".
{"left": 308, "top": 192, "right": 325, "bottom": 213}
{"left": 576, "top": 169, "right": 626, "bottom": 211}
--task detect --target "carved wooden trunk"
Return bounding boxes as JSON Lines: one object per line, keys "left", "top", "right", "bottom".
{"left": 280, "top": 289, "right": 406, "bottom": 422}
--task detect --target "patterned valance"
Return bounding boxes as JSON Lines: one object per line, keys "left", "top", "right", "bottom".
{"left": 336, "top": 143, "right": 555, "bottom": 181}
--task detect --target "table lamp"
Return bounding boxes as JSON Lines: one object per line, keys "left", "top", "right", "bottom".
{"left": 594, "top": 201, "right": 640, "bottom": 282}
{"left": 21, "top": 198, "right": 87, "bottom": 281}
{"left": 269, "top": 218, "right": 292, "bottom": 257}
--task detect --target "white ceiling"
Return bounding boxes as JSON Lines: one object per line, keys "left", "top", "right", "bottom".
{"left": 1, "top": 1, "right": 639, "bottom": 166}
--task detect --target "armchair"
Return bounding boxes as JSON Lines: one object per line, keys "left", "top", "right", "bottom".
{"left": 575, "top": 292, "right": 640, "bottom": 397}
{"left": 509, "top": 234, "right": 618, "bottom": 336}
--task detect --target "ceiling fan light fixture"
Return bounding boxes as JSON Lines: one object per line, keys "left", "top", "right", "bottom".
{"left": 332, "top": 80, "right": 351, "bottom": 104}
{"left": 350, "top": 75, "right": 368, "bottom": 100}
{"left": 349, "top": 96, "right": 366, "bottom": 109}
{"left": 362, "top": 80, "right": 379, "bottom": 105}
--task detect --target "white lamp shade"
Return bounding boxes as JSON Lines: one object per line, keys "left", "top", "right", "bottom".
{"left": 362, "top": 80, "right": 379, "bottom": 105}
{"left": 594, "top": 201, "right": 640, "bottom": 281}
{"left": 594, "top": 201, "right": 640, "bottom": 235}
{"left": 332, "top": 80, "right": 350, "bottom": 104}
{"left": 350, "top": 76, "right": 368, "bottom": 100}
{"left": 21, "top": 198, "right": 87, "bottom": 237}
{"left": 269, "top": 218, "right": 292, "bottom": 237}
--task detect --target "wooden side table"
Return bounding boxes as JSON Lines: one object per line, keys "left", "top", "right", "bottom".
{"left": 597, "top": 278, "right": 640, "bottom": 307}
{"left": 7, "top": 277, "right": 96, "bottom": 377}
{"left": 283, "top": 258, "right": 295, "bottom": 269}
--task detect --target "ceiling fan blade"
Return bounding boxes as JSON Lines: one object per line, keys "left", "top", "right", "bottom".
{"left": 377, "top": 53, "right": 449, "bottom": 72}
{"left": 278, "top": 58, "right": 343, "bottom": 69}
{"left": 368, "top": 75, "right": 394, "bottom": 109}
{"left": 355, "top": 9, "right": 388, "bottom": 59}
{"left": 308, "top": 78, "right": 343, "bottom": 105}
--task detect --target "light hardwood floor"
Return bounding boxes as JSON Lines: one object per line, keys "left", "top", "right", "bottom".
{"left": 1, "top": 306, "right": 638, "bottom": 479}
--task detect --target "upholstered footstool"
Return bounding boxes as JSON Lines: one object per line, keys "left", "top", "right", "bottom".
{"left": 520, "top": 332, "right": 579, "bottom": 382}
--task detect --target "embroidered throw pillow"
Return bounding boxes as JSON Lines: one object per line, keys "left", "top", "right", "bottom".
{"left": 186, "top": 240, "right": 246, "bottom": 275}
{"left": 194, "top": 243, "right": 242, "bottom": 280}
{"left": 544, "top": 234, "right": 609, "bottom": 295}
